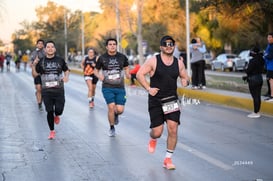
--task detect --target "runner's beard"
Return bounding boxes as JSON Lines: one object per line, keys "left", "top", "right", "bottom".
{"left": 162, "top": 50, "right": 174, "bottom": 56}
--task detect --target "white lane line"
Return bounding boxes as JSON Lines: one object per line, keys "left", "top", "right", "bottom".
{"left": 160, "top": 134, "right": 233, "bottom": 171}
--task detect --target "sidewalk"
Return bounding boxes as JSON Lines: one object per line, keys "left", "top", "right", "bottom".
{"left": 69, "top": 65, "right": 272, "bottom": 116}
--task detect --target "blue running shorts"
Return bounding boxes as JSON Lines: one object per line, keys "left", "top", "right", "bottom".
{"left": 102, "top": 88, "right": 126, "bottom": 105}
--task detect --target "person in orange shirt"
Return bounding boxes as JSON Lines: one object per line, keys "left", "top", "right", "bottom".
{"left": 129, "top": 59, "right": 140, "bottom": 86}
{"left": 21, "top": 52, "right": 29, "bottom": 71}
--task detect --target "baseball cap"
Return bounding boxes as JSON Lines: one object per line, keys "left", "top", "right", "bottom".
{"left": 160, "top": 35, "right": 175, "bottom": 46}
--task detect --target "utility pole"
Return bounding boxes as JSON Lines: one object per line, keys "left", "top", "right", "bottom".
{"left": 81, "top": 12, "right": 85, "bottom": 57}
{"left": 137, "top": 0, "right": 144, "bottom": 65}
{"left": 64, "top": 11, "right": 68, "bottom": 62}
{"left": 115, "top": 0, "right": 121, "bottom": 52}
{"left": 186, "top": 0, "right": 191, "bottom": 76}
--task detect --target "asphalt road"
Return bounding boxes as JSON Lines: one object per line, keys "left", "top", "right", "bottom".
{"left": 1, "top": 68, "right": 273, "bottom": 181}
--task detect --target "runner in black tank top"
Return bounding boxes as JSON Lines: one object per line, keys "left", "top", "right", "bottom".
{"left": 136, "top": 35, "right": 190, "bottom": 170}
{"left": 150, "top": 54, "right": 179, "bottom": 99}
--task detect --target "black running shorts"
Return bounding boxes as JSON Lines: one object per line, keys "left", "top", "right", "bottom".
{"left": 266, "top": 70, "right": 273, "bottom": 79}
{"left": 148, "top": 102, "right": 180, "bottom": 128}
{"left": 34, "top": 75, "right": 42, "bottom": 85}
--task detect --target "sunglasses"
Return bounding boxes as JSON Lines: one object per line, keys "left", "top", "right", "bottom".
{"left": 161, "top": 42, "right": 175, "bottom": 47}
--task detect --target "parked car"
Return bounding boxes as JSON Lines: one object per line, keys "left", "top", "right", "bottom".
{"left": 211, "top": 53, "right": 245, "bottom": 71}
{"left": 203, "top": 53, "right": 213, "bottom": 69}
{"left": 238, "top": 50, "right": 251, "bottom": 69}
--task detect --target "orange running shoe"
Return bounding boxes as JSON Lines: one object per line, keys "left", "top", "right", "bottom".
{"left": 48, "top": 131, "right": 56, "bottom": 140}
{"left": 54, "top": 116, "right": 60, "bottom": 124}
{"left": 148, "top": 139, "right": 157, "bottom": 153}
{"left": 89, "top": 101, "right": 94, "bottom": 108}
{"left": 163, "top": 158, "right": 176, "bottom": 170}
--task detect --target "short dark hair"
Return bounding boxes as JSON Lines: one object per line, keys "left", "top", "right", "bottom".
{"left": 191, "top": 38, "right": 197, "bottom": 44}
{"left": 268, "top": 32, "right": 273, "bottom": 37}
{"left": 36, "top": 39, "right": 44, "bottom": 45}
{"left": 106, "top": 38, "right": 117, "bottom": 46}
{"left": 45, "top": 40, "right": 55, "bottom": 47}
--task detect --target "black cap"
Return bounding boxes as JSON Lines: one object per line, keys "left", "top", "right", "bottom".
{"left": 160, "top": 35, "right": 175, "bottom": 46}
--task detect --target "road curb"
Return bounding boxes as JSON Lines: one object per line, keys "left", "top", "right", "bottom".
{"left": 177, "top": 87, "right": 272, "bottom": 116}
{"left": 70, "top": 68, "right": 83, "bottom": 75}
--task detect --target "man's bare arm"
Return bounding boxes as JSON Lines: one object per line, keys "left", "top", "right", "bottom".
{"left": 178, "top": 60, "right": 190, "bottom": 87}
{"left": 136, "top": 57, "right": 159, "bottom": 96}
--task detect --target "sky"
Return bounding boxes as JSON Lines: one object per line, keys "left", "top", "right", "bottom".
{"left": 0, "top": 0, "right": 101, "bottom": 43}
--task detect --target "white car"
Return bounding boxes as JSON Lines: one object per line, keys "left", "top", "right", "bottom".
{"left": 203, "top": 53, "right": 213, "bottom": 69}
{"left": 238, "top": 50, "right": 252, "bottom": 69}
{"left": 211, "top": 53, "right": 245, "bottom": 71}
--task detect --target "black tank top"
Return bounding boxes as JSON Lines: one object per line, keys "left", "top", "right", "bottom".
{"left": 150, "top": 54, "right": 179, "bottom": 99}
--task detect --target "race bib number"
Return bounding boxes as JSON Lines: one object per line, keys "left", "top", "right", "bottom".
{"left": 161, "top": 96, "right": 180, "bottom": 114}
{"left": 45, "top": 81, "right": 59, "bottom": 88}
{"left": 108, "top": 73, "right": 120, "bottom": 80}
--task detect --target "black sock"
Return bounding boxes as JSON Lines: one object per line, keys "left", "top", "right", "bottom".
{"left": 110, "top": 125, "right": 115, "bottom": 129}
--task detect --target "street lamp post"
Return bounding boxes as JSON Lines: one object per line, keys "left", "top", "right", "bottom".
{"left": 115, "top": 0, "right": 121, "bottom": 52}
{"left": 64, "top": 12, "right": 68, "bottom": 62}
{"left": 137, "top": 0, "right": 144, "bottom": 65}
{"left": 81, "top": 12, "right": 85, "bottom": 57}
{"left": 186, "top": 0, "right": 191, "bottom": 76}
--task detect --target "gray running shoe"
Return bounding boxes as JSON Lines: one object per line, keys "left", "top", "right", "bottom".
{"left": 114, "top": 113, "right": 119, "bottom": 125}
{"left": 109, "top": 127, "right": 116, "bottom": 137}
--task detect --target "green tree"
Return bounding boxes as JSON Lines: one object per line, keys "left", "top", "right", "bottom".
{"left": 143, "top": 0, "right": 186, "bottom": 51}
{"left": 96, "top": 0, "right": 186, "bottom": 55}
{"left": 189, "top": 0, "right": 273, "bottom": 54}
{"left": 12, "top": 21, "right": 34, "bottom": 54}
{"left": 34, "top": 1, "right": 70, "bottom": 56}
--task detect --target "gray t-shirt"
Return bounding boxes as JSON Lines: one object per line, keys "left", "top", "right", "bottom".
{"left": 30, "top": 48, "right": 45, "bottom": 62}
{"left": 190, "top": 43, "right": 206, "bottom": 63}
{"left": 96, "top": 52, "right": 129, "bottom": 88}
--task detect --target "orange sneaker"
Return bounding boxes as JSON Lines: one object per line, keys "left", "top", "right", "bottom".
{"left": 163, "top": 158, "right": 176, "bottom": 170}
{"left": 48, "top": 131, "right": 56, "bottom": 140}
{"left": 54, "top": 116, "right": 60, "bottom": 124}
{"left": 148, "top": 139, "right": 157, "bottom": 153}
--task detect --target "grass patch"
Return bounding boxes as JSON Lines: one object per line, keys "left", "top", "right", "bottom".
{"left": 206, "top": 74, "right": 268, "bottom": 94}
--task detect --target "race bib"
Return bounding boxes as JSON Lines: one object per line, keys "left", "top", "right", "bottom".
{"left": 161, "top": 96, "right": 180, "bottom": 114}
{"left": 108, "top": 73, "right": 120, "bottom": 80}
{"left": 45, "top": 81, "right": 59, "bottom": 88}
{"left": 41, "top": 74, "right": 63, "bottom": 89}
